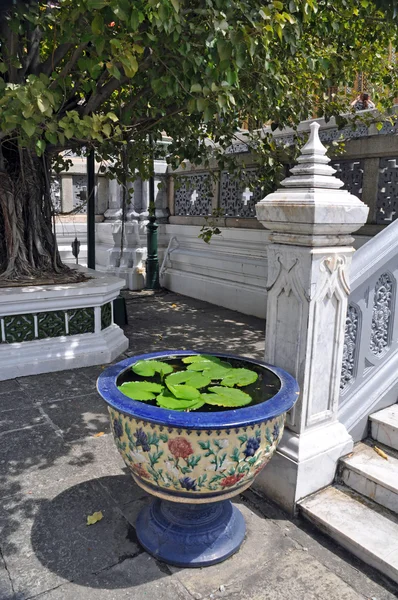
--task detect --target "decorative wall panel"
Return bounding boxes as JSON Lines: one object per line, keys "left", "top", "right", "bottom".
{"left": 174, "top": 173, "right": 213, "bottom": 216}
{"left": 377, "top": 157, "right": 398, "bottom": 224}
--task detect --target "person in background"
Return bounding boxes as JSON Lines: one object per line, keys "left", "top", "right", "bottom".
{"left": 351, "top": 92, "right": 375, "bottom": 111}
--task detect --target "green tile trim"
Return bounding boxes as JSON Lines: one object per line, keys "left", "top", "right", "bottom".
{"left": 68, "top": 307, "right": 95, "bottom": 335}
{"left": 38, "top": 311, "right": 66, "bottom": 339}
{"left": 0, "top": 304, "right": 110, "bottom": 342}
{"left": 101, "top": 302, "right": 112, "bottom": 330}
{"left": 3, "top": 314, "right": 35, "bottom": 343}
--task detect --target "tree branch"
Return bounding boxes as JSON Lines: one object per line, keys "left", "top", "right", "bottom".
{"left": 39, "top": 42, "right": 73, "bottom": 77}
{"left": 49, "top": 42, "right": 88, "bottom": 89}
{"left": 82, "top": 75, "right": 129, "bottom": 115}
{"left": 19, "top": 26, "right": 42, "bottom": 76}
{"left": 0, "top": 24, "right": 19, "bottom": 83}
{"left": 120, "top": 86, "right": 151, "bottom": 121}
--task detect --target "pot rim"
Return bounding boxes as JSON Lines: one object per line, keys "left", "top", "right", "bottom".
{"left": 97, "top": 350, "right": 299, "bottom": 429}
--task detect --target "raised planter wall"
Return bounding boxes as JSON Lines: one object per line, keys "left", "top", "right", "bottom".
{"left": 0, "top": 268, "right": 129, "bottom": 380}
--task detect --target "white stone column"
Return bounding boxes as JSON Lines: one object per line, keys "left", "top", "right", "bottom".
{"left": 255, "top": 122, "right": 369, "bottom": 513}
{"left": 96, "top": 177, "right": 147, "bottom": 289}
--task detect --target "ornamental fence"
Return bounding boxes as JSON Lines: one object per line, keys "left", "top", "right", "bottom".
{"left": 170, "top": 113, "right": 398, "bottom": 227}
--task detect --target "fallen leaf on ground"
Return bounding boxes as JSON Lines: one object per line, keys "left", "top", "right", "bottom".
{"left": 87, "top": 511, "right": 104, "bottom": 525}
{"left": 93, "top": 432, "right": 105, "bottom": 437}
{"left": 373, "top": 446, "right": 388, "bottom": 460}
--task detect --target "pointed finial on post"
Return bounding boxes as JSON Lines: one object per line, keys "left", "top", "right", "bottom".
{"left": 280, "top": 121, "right": 344, "bottom": 189}
{"left": 301, "top": 122, "right": 327, "bottom": 157}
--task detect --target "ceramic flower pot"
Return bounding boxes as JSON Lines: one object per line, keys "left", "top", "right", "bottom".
{"left": 97, "top": 351, "right": 299, "bottom": 567}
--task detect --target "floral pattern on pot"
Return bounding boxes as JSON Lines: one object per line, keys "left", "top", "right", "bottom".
{"left": 109, "top": 408, "right": 285, "bottom": 496}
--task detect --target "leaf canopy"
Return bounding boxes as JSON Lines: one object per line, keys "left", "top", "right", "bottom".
{"left": 0, "top": 0, "right": 396, "bottom": 184}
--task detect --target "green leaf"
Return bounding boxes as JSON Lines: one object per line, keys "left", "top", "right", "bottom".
{"left": 35, "top": 139, "right": 46, "bottom": 156}
{"left": 171, "top": 0, "right": 180, "bottom": 12}
{"left": 132, "top": 360, "right": 174, "bottom": 377}
{"left": 108, "top": 63, "right": 122, "bottom": 80}
{"left": 21, "top": 120, "right": 36, "bottom": 137}
{"left": 166, "top": 384, "right": 200, "bottom": 400}
{"left": 201, "top": 387, "right": 252, "bottom": 408}
{"left": 92, "top": 13, "right": 104, "bottom": 35}
{"left": 113, "top": 5, "right": 128, "bottom": 20}
{"left": 190, "top": 83, "right": 202, "bottom": 93}
{"left": 45, "top": 130, "right": 58, "bottom": 144}
{"left": 118, "top": 381, "right": 164, "bottom": 400}
{"left": 182, "top": 355, "right": 221, "bottom": 364}
{"left": 87, "top": 0, "right": 108, "bottom": 8}
{"left": 156, "top": 391, "right": 204, "bottom": 410}
{"left": 37, "top": 96, "right": 50, "bottom": 113}
{"left": 220, "top": 368, "right": 258, "bottom": 387}
{"left": 166, "top": 370, "right": 211, "bottom": 388}
{"left": 131, "top": 9, "right": 139, "bottom": 29}
{"left": 217, "top": 40, "right": 231, "bottom": 62}
{"left": 186, "top": 357, "right": 231, "bottom": 374}
{"left": 121, "top": 54, "right": 138, "bottom": 78}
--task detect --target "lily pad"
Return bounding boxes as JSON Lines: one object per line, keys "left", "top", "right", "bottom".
{"left": 182, "top": 355, "right": 221, "bottom": 364}
{"left": 118, "top": 381, "right": 164, "bottom": 401}
{"left": 220, "top": 368, "right": 258, "bottom": 387}
{"left": 156, "top": 391, "right": 205, "bottom": 411}
{"left": 166, "top": 383, "right": 201, "bottom": 400}
{"left": 166, "top": 370, "right": 211, "bottom": 388}
{"left": 187, "top": 359, "right": 233, "bottom": 375}
{"left": 201, "top": 386, "right": 252, "bottom": 407}
{"left": 132, "top": 360, "right": 174, "bottom": 377}
{"left": 205, "top": 363, "right": 235, "bottom": 379}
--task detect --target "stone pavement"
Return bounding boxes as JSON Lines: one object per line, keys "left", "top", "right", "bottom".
{"left": 0, "top": 290, "right": 397, "bottom": 600}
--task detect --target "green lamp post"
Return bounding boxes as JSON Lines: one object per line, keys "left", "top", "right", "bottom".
{"left": 146, "top": 138, "right": 160, "bottom": 290}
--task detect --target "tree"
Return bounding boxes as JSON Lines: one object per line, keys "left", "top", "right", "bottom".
{"left": 0, "top": 0, "right": 396, "bottom": 281}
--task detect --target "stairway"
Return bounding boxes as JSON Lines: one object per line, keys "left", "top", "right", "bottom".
{"left": 299, "top": 404, "right": 398, "bottom": 584}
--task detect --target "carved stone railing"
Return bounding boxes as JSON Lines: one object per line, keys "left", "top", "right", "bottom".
{"left": 339, "top": 217, "right": 398, "bottom": 439}
{"left": 169, "top": 111, "right": 398, "bottom": 232}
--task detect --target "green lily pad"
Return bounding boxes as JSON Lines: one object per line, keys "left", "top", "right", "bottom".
{"left": 132, "top": 360, "right": 174, "bottom": 377}
{"left": 166, "top": 383, "right": 200, "bottom": 400}
{"left": 118, "top": 381, "right": 164, "bottom": 401}
{"left": 156, "top": 391, "right": 205, "bottom": 411}
{"left": 201, "top": 386, "right": 252, "bottom": 407}
{"left": 205, "top": 363, "right": 235, "bottom": 379}
{"left": 182, "top": 355, "right": 221, "bottom": 364}
{"left": 220, "top": 368, "right": 258, "bottom": 387}
{"left": 187, "top": 359, "right": 233, "bottom": 374}
{"left": 166, "top": 370, "right": 211, "bottom": 388}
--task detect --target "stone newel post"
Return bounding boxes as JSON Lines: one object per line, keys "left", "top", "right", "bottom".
{"left": 255, "top": 122, "right": 369, "bottom": 512}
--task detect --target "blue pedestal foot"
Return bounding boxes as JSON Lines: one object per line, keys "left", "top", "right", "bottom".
{"left": 136, "top": 498, "right": 246, "bottom": 567}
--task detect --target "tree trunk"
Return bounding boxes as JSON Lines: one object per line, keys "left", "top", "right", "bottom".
{"left": 0, "top": 143, "right": 67, "bottom": 281}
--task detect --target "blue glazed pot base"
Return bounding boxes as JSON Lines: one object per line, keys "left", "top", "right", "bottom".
{"left": 136, "top": 498, "right": 246, "bottom": 567}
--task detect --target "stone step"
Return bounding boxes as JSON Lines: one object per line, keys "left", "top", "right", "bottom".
{"left": 370, "top": 404, "right": 398, "bottom": 452}
{"left": 299, "top": 486, "right": 398, "bottom": 584}
{"left": 339, "top": 441, "right": 398, "bottom": 514}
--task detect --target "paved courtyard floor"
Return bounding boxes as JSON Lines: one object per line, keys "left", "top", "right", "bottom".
{"left": 1, "top": 290, "right": 397, "bottom": 600}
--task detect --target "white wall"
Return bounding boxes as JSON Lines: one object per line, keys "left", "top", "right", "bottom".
{"left": 160, "top": 224, "right": 270, "bottom": 319}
